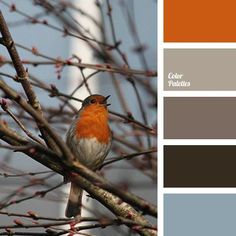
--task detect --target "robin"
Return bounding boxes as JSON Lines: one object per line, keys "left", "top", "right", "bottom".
{"left": 65, "top": 94, "right": 112, "bottom": 218}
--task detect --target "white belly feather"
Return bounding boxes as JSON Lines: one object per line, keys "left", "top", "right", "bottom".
{"left": 69, "top": 136, "right": 111, "bottom": 170}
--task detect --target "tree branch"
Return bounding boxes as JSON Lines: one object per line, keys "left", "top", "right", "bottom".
{"left": 0, "top": 120, "right": 157, "bottom": 235}
{"left": 0, "top": 10, "right": 61, "bottom": 154}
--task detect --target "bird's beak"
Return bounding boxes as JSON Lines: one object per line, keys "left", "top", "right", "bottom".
{"left": 104, "top": 95, "right": 111, "bottom": 106}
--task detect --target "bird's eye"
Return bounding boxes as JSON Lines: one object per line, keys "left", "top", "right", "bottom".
{"left": 90, "top": 99, "right": 96, "bottom": 104}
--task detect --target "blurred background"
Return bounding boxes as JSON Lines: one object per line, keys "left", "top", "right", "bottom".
{"left": 0, "top": 0, "right": 157, "bottom": 235}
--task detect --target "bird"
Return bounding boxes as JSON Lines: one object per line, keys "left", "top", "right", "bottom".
{"left": 65, "top": 94, "right": 112, "bottom": 218}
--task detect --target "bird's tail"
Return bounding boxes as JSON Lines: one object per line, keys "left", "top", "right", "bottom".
{"left": 65, "top": 183, "right": 83, "bottom": 218}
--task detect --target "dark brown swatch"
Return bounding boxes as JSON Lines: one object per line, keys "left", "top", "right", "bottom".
{"left": 164, "top": 145, "right": 236, "bottom": 187}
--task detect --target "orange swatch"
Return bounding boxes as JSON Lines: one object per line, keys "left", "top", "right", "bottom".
{"left": 164, "top": 0, "right": 236, "bottom": 42}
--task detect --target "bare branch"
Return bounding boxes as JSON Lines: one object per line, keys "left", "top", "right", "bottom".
{"left": 0, "top": 10, "right": 61, "bottom": 153}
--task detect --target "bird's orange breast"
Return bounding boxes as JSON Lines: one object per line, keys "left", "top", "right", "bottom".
{"left": 75, "top": 105, "right": 111, "bottom": 144}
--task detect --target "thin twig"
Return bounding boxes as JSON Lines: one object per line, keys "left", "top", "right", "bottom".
{"left": 0, "top": 104, "right": 44, "bottom": 145}
{"left": 100, "top": 148, "right": 157, "bottom": 169}
{"left": 0, "top": 10, "right": 61, "bottom": 153}
{"left": 0, "top": 182, "right": 64, "bottom": 210}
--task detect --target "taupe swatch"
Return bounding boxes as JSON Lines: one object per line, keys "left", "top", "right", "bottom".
{"left": 164, "top": 97, "right": 236, "bottom": 139}
{"left": 164, "top": 49, "right": 236, "bottom": 90}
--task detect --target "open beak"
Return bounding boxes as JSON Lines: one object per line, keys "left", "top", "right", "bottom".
{"left": 104, "top": 95, "right": 111, "bottom": 106}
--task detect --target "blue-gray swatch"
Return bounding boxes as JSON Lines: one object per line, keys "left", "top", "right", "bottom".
{"left": 164, "top": 194, "right": 236, "bottom": 236}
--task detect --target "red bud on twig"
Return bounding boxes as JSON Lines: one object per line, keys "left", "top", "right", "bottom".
{"left": 13, "top": 219, "right": 24, "bottom": 226}
{"left": 27, "top": 211, "right": 39, "bottom": 220}
{"left": 31, "top": 47, "right": 39, "bottom": 55}
{"left": 10, "top": 4, "right": 16, "bottom": 12}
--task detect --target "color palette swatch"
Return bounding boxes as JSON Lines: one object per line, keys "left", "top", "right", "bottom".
{"left": 164, "top": 49, "right": 236, "bottom": 90}
{"left": 164, "top": 194, "right": 236, "bottom": 236}
{"left": 159, "top": 1, "right": 236, "bottom": 235}
{"left": 164, "top": 146, "right": 236, "bottom": 187}
{"left": 164, "top": 97, "right": 236, "bottom": 139}
{"left": 164, "top": 0, "right": 236, "bottom": 42}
